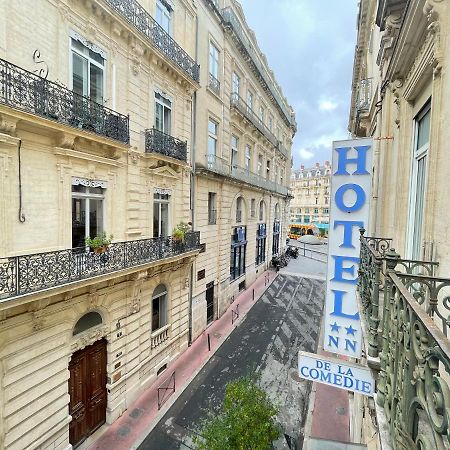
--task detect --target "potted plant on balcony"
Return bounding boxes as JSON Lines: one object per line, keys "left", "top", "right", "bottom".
{"left": 85, "top": 232, "right": 113, "bottom": 254}
{"left": 172, "top": 222, "right": 190, "bottom": 243}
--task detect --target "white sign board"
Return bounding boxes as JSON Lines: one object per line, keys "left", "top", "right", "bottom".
{"left": 298, "top": 351, "right": 374, "bottom": 396}
{"left": 323, "top": 138, "right": 373, "bottom": 358}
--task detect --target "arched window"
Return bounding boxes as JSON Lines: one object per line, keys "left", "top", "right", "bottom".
{"left": 152, "top": 284, "right": 168, "bottom": 332}
{"left": 73, "top": 311, "right": 102, "bottom": 336}
{"left": 274, "top": 203, "right": 280, "bottom": 221}
{"left": 259, "top": 200, "right": 265, "bottom": 221}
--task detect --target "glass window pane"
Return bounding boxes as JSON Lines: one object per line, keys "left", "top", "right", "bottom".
{"left": 72, "top": 197, "right": 86, "bottom": 248}
{"left": 208, "top": 120, "right": 217, "bottom": 135}
{"left": 163, "top": 106, "right": 171, "bottom": 134}
{"left": 208, "top": 136, "right": 216, "bottom": 156}
{"left": 155, "top": 102, "right": 163, "bottom": 131}
{"left": 89, "top": 199, "right": 103, "bottom": 238}
{"left": 90, "top": 63, "right": 104, "bottom": 103}
{"left": 153, "top": 202, "right": 160, "bottom": 237}
{"left": 160, "top": 203, "right": 169, "bottom": 236}
{"left": 73, "top": 311, "right": 103, "bottom": 335}
{"left": 152, "top": 296, "right": 160, "bottom": 330}
{"left": 417, "top": 109, "right": 431, "bottom": 149}
{"left": 72, "top": 53, "right": 87, "bottom": 97}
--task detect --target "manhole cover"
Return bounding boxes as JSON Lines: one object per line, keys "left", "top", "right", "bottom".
{"left": 336, "top": 407, "right": 347, "bottom": 415}
{"left": 213, "top": 332, "right": 222, "bottom": 339}
{"left": 129, "top": 408, "right": 143, "bottom": 419}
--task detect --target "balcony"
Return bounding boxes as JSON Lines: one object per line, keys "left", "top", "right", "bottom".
{"left": 0, "top": 232, "right": 200, "bottom": 301}
{"left": 208, "top": 73, "right": 220, "bottom": 96}
{"left": 222, "top": 7, "right": 296, "bottom": 130}
{"left": 356, "top": 78, "right": 373, "bottom": 112}
{"left": 0, "top": 57, "right": 129, "bottom": 144}
{"left": 104, "top": 0, "right": 200, "bottom": 83}
{"left": 358, "top": 231, "right": 450, "bottom": 449}
{"left": 230, "top": 93, "right": 278, "bottom": 148}
{"left": 204, "top": 154, "right": 289, "bottom": 197}
{"left": 145, "top": 128, "right": 187, "bottom": 162}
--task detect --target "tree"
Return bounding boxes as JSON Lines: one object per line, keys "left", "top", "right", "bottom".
{"left": 194, "top": 376, "right": 281, "bottom": 450}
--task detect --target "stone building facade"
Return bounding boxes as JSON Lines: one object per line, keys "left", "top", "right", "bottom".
{"left": 0, "top": 0, "right": 294, "bottom": 449}
{"left": 289, "top": 162, "right": 331, "bottom": 226}
{"left": 348, "top": 1, "right": 450, "bottom": 449}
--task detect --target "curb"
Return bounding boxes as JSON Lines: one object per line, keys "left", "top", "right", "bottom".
{"left": 130, "top": 271, "right": 278, "bottom": 449}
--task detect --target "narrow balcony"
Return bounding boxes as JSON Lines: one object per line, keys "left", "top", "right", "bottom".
{"left": 358, "top": 231, "right": 450, "bottom": 449}
{"left": 356, "top": 78, "right": 373, "bottom": 112}
{"left": 145, "top": 128, "right": 187, "bottom": 162}
{"left": 0, "top": 57, "right": 130, "bottom": 144}
{"left": 230, "top": 93, "right": 278, "bottom": 148}
{"left": 222, "top": 7, "right": 296, "bottom": 130}
{"left": 208, "top": 73, "right": 220, "bottom": 95}
{"left": 104, "top": 0, "right": 200, "bottom": 83}
{"left": 204, "top": 154, "right": 289, "bottom": 197}
{"left": 0, "top": 231, "right": 201, "bottom": 301}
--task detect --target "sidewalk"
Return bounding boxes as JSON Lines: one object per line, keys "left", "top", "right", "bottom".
{"left": 84, "top": 269, "right": 277, "bottom": 450}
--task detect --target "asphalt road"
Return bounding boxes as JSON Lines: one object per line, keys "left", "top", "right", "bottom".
{"left": 138, "top": 273, "right": 325, "bottom": 450}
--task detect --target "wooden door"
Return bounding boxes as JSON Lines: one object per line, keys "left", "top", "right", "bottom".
{"left": 69, "top": 339, "right": 107, "bottom": 448}
{"left": 206, "top": 281, "right": 214, "bottom": 324}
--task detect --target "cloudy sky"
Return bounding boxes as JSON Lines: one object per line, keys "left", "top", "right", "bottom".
{"left": 238, "top": 0, "right": 358, "bottom": 170}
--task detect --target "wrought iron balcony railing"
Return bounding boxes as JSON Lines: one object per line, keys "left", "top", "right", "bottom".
{"left": 222, "top": 7, "right": 296, "bottom": 130}
{"left": 205, "top": 154, "right": 289, "bottom": 197}
{"left": 145, "top": 128, "right": 187, "bottom": 162}
{"left": 0, "top": 57, "right": 130, "bottom": 144}
{"left": 358, "top": 230, "right": 450, "bottom": 450}
{"left": 230, "top": 93, "right": 278, "bottom": 148}
{"left": 104, "top": 0, "right": 200, "bottom": 83}
{"left": 0, "top": 231, "right": 200, "bottom": 301}
{"left": 208, "top": 73, "right": 220, "bottom": 95}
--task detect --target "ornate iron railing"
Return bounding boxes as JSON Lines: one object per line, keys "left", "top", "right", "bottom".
{"left": 205, "top": 154, "right": 290, "bottom": 197}
{"left": 208, "top": 73, "right": 220, "bottom": 95}
{"left": 358, "top": 231, "right": 450, "bottom": 450}
{"left": 0, "top": 57, "right": 129, "bottom": 144}
{"left": 230, "top": 93, "right": 278, "bottom": 148}
{"left": 222, "top": 7, "right": 296, "bottom": 130}
{"left": 356, "top": 78, "right": 373, "bottom": 112}
{"left": 104, "top": 0, "right": 200, "bottom": 83}
{"left": 0, "top": 232, "right": 200, "bottom": 301}
{"left": 145, "top": 128, "right": 187, "bottom": 162}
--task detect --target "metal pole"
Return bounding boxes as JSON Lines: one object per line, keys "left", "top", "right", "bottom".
{"left": 207, "top": 333, "right": 211, "bottom": 351}
{"left": 253, "top": 288, "right": 255, "bottom": 300}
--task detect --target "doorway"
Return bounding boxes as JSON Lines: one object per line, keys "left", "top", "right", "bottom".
{"left": 68, "top": 339, "right": 107, "bottom": 448}
{"left": 206, "top": 281, "right": 215, "bottom": 325}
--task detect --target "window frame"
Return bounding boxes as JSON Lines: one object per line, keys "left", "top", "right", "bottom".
{"left": 156, "top": 0, "right": 172, "bottom": 35}
{"left": 209, "top": 41, "right": 220, "bottom": 79}
{"left": 208, "top": 118, "right": 218, "bottom": 156}
{"left": 151, "top": 284, "right": 168, "bottom": 332}
{"left": 153, "top": 192, "right": 171, "bottom": 238}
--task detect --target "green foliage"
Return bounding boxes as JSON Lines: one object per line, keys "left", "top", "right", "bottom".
{"left": 194, "top": 376, "right": 281, "bottom": 450}
{"left": 84, "top": 232, "right": 113, "bottom": 249}
{"left": 319, "top": 228, "right": 326, "bottom": 237}
{"left": 172, "top": 221, "right": 190, "bottom": 242}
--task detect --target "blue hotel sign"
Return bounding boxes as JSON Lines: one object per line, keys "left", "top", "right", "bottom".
{"left": 323, "top": 138, "right": 373, "bottom": 358}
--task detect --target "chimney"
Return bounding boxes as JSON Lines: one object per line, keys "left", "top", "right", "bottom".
{"left": 300, "top": 165, "right": 304, "bottom": 170}
{"left": 325, "top": 160, "right": 330, "bottom": 166}
{"left": 315, "top": 162, "right": 320, "bottom": 168}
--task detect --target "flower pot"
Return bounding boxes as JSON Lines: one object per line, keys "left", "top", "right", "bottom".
{"left": 94, "top": 245, "right": 108, "bottom": 254}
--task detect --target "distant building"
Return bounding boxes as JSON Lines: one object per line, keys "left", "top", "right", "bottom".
{"left": 289, "top": 162, "right": 331, "bottom": 228}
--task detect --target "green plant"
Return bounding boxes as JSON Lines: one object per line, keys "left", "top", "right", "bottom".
{"left": 193, "top": 376, "right": 281, "bottom": 450}
{"left": 85, "top": 232, "right": 113, "bottom": 250}
{"left": 172, "top": 221, "right": 190, "bottom": 242}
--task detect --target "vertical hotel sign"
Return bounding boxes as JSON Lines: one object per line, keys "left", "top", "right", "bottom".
{"left": 324, "top": 138, "right": 373, "bottom": 358}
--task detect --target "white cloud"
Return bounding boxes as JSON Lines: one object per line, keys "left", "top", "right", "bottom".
{"left": 299, "top": 148, "right": 314, "bottom": 160}
{"left": 319, "top": 100, "right": 338, "bottom": 111}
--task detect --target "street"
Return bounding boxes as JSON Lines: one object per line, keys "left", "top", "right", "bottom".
{"left": 138, "top": 273, "right": 325, "bottom": 449}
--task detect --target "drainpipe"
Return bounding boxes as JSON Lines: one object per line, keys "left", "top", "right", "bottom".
{"left": 370, "top": 98, "right": 383, "bottom": 235}
{"left": 188, "top": 12, "right": 199, "bottom": 346}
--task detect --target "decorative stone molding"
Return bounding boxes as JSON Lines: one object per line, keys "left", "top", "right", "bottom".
{"left": 128, "top": 149, "right": 142, "bottom": 165}
{"left": 391, "top": 79, "right": 404, "bottom": 128}
{"left": 423, "top": 0, "right": 444, "bottom": 77}
{"left": 71, "top": 177, "right": 108, "bottom": 188}
{"left": 377, "top": 13, "right": 403, "bottom": 69}
{"left": 71, "top": 325, "right": 109, "bottom": 352}
{"left": 0, "top": 115, "right": 18, "bottom": 135}
{"left": 56, "top": 131, "right": 76, "bottom": 149}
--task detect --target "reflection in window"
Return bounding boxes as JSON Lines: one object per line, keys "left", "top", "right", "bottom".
{"left": 73, "top": 311, "right": 103, "bottom": 335}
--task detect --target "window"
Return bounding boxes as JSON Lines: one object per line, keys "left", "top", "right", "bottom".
{"left": 259, "top": 201, "right": 265, "bottom": 221}
{"left": 155, "top": 92, "right": 172, "bottom": 134}
{"left": 251, "top": 199, "right": 256, "bottom": 218}
{"left": 325, "top": 197, "right": 329, "bottom": 204}
{"left": 314, "top": 208, "right": 319, "bottom": 214}
{"left": 208, "top": 119, "right": 218, "bottom": 156}
{"left": 152, "top": 284, "right": 168, "bottom": 332}
{"left": 256, "top": 223, "right": 267, "bottom": 265}
{"left": 231, "top": 135, "right": 239, "bottom": 168}
{"left": 232, "top": 72, "right": 240, "bottom": 95}
{"left": 259, "top": 106, "right": 265, "bottom": 124}
{"left": 156, "top": 0, "right": 172, "bottom": 34}
{"left": 236, "top": 197, "right": 244, "bottom": 223}
{"left": 153, "top": 191, "right": 170, "bottom": 237}
{"left": 247, "top": 90, "right": 253, "bottom": 110}
{"left": 268, "top": 115, "right": 273, "bottom": 131}
{"left": 280, "top": 169, "right": 284, "bottom": 186}
{"left": 208, "top": 192, "right": 217, "bottom": 225}
{"left": 266, "top": 160, "right": 270, "bottom": 180}
{"left": 245, "top": 145, "right": 251, "bottom": 171}
{"left": 315, "top": 197, "right": 318, "bottom": 205}
{"left": 72, "top": 181, "right": 105, "bottom": 248}
{"left": 407, "top": 102, "right": 431, "bottom": 259}
{"left": 71, "top": 38, "right": 104, "bottom": 104}
{"left": 272, "top": 220, "right": 280, "bottom": 256}
{"left": 73, "top": 311, "right": 102, "bottom": 336}
{"left": 274, "top": 203, "right": 280, "bottom": 221}
{"left": 324, "top": 208, "right": 329, "bottom": 214}
{"left": 305, "top": 208, "right": 310, "bottom": 213}
{"left": 257, "top": 154, "right": 263, "bottom": 176}
{"left": 231, "top": 227, "right": 246, "bottom": 280}
{"left": 209, "top": 42, "right": 220, "bottom": 93}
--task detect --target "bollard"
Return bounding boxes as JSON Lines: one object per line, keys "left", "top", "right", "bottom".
{"left": 207, "top": 333, "right": 211, "bottom": 351}
{"left": 252, "top": 288, "right": 255, "bottom": 301}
